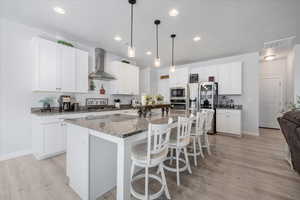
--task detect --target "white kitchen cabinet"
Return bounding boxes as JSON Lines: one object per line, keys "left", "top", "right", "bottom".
{"left": 31, "top": 110, "right": 132, "bottom": 160}
{"left": 32, "top": 118, "right": 66, "bottom": 160}
{"left": 76, "top": 49, "right": 89, "bottom": 93}
{"left": 43, "top": 122, "right": 66, "bottom": 155}
{"left": 33, "top": 37, "right": 89, "bottom": 93}
{"left": 169, "top": 67, "right": 189, "bottom": 87}
{"left": 108, "top": 61, "right": 140, "bottom": 95}
{"left": 33, "top": 37, "right": 58, "bottom": 91}
{"left": 216, "top": 109, "right": 242, "bottom": 136}
{"left": 59, "top": 45, "right": 76, "bottom": 92}
{"left": 218, "top": 62, "right": 242, "bottom": 95}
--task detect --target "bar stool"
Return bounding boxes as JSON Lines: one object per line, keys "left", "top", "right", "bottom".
{"left": 130, "top": 118, "right": 173, "bottom": 200}
{"left": 162, "top": 116, "right": 193, "bottom": 186}
{"left": 203, "top": 109, "right": 215, "bottom": 155}
{"left": 188, "top": 111, "right": 206, "bottom": 166}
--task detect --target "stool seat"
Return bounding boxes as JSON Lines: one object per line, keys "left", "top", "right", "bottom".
{"left": 169, "top": 131, "right": 190, "bottom": 146}
{"left": 131, "top": 142, "right": 168, "bottom": 164}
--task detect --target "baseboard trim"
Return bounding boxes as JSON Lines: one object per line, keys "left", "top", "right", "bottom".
{"left": 243, "top": 131, "right": 259, "bottom": 136}
{"left": 0, "top": 149, "right": 32, "bottom": 162}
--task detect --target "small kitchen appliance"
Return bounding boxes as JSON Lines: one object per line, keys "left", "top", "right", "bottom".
{"left": 86, "top": 98, "right": 108, "bottom": 110}
{"left": 58, "top": 95, "right": 72, "bottom": 112}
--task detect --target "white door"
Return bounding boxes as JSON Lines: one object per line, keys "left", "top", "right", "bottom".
{"left": 260, "top": 77, "right": 282, "bottom": 129}
{"left": 59, "top": 45, "right": 76, "bottom": 92}
{"left": 76, "top": 49, "right": 89, "bottom": 93}
{"left": 37, "top": 38, "right": 58, "bottom": 91}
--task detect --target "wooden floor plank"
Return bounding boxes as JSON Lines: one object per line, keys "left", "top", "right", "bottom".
{"left": 0, "top": 128, "right": 299, "bottom": 200}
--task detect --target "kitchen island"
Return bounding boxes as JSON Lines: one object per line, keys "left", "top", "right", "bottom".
{"left": 65, "top": 112, "right": 186, "bottom": 200}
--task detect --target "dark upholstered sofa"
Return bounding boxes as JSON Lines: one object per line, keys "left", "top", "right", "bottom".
{"left": 278, "top": 110, "right": 300, "bottom": 174}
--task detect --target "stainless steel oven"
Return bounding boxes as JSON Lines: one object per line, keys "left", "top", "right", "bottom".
{"left": 170, "top": 86, "right": 189, "bottom": 110}
{"left": 170, "top": 87, "right": 187, "bottom": 99}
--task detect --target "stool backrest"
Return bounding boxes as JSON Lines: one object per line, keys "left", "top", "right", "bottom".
{"left": 204, "top": 109, "right": 215, "bottom": 131}
{"left": 176, "top": 116, "right": 193, "bottom": 146}
{"left": 147, "top": 118, "right": 173, "bottom": 163}
{"left": 195, "top": 112, "right": 206, "bottom": 136}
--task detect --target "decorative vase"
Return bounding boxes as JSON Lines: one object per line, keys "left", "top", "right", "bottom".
{"left": 100, "top": 84, "right": 105, "bottom": 95}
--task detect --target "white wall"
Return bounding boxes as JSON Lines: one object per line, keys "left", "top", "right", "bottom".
{"left": 294, "top": 45, "right": 300, "bottom": 101}
{"left": 153, "top": 52, "right": 260, "bottom": 136}
{"left": 0, "top": 19, "right": 35, "bottom": 157}
{"left": 0, "top": 19, "right": 4, "bottom": 156}
{"left": 287, "top": 49, "right": 295, "bottom": 105}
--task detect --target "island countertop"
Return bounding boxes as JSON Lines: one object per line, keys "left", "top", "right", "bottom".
{"left": 64, "top": 111, "right": 188, "bottom": 138}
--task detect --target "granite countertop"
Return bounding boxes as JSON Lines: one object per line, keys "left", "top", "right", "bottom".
{"left": 216, "top": 105, "right": 243, "bottom": 110}
{"left": 31, "top": 105, "right": 134, "bottom": 116}
{"left": 65, "top": 111, "right": 189, "bottom": 138}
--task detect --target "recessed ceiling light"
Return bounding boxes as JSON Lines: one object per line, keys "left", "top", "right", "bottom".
{"left": 53, "top": 7, "right": 66, "bottom": 15}
{"left": 146, "top": 51, "right": 152, "bottom": 55}
{"left": 169, "top": 9, "right": 179, "bottom": 17}
{"left": 114, "top": 35, "right": 122, "bottom": 41}
{"left": 264, "top": 55, "right": 276, "bottom": 61}
{"left": 193, "top": 36, "right": 201, "bottom": 42}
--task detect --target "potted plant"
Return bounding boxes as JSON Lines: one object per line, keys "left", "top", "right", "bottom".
{"left": 155, "top": 94, "right": 164, "bottom": 104}
{"left": 39, "top": 97, "right": 55, "bottom": 112}
{"left": 145, "top": 95, "right": 153, "bottom": 105}
{"left": 289, "top": 96, "right": 300, "bottom": 111}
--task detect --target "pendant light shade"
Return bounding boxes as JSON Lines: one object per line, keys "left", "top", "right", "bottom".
{"left": 154, "top": 19, "right": 161, "bottom": 67}
{"left": 170, "top": 34, "right": 176, "bottom": 72}
{"left": 128, "top": 0, "right": 136, "bottom": 58}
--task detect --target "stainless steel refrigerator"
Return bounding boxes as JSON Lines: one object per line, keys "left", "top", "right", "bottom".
{"left": 188, "top": 82, "right": 218, "bottom": 134}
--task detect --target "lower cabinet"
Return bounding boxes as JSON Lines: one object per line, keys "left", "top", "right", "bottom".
{"left": 32, "top": 110, "right": 134, "bottom": 160}
{"left": 32, "top": 118, "right": 67, "bottom": 160}
{"left": 216, "top": 109, "right": 242, "bottom": 136}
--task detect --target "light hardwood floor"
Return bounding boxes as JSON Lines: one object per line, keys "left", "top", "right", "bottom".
{"left": 1, "top": 129, "right": 299, "bottom": 200}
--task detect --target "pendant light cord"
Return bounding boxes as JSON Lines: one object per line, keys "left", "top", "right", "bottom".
{"left": 130, "top": 4, "right": 133, "bottom": 47}
{"left": 156, "top": 24, "right": 159, "bottom": 58}
{"left": 172, "top": 37, "right": 174, "bottom": 66}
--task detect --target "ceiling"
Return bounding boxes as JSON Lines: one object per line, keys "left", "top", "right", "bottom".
{"left": 1, "top": 0, "right": 299, "bottom": 67}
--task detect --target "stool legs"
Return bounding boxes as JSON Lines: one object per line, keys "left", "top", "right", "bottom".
{"left": 197, "top": 136, "right": 204, "bottom": 158}
{"left": 193, "top": 137, "right": 197, "bottom": 166}
{"left": 176, "top": 148, "right": 180, "bottom": 186}
{"left": 183, "top": 147, "right": 192, "bottom": 174}
{"left": 145, "top": 166, "right": 149, "bottom": 199}
{"left": 159, "top": 163, "right": 171, "bottom": 199}
{"left": 204, "top": 133, "right": 211, "bottom": 155}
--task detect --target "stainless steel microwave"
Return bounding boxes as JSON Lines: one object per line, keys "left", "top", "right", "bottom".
{"left": 170, "top": 87, "right": 187, "bottom": 99}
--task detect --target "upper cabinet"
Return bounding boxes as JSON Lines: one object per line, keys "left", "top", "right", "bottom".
{"left": 169, "top": 67, "right": 189, "bottom": 87}
{"left": 33, "top": 38, "right": 58, "bottom": 91}
{"left": 218, "top": 62, "right": 242, "bottom": 95}
{"left": 33, "top": 37, "right": 89, "bottom": 93}
{"left": 58, "top": 45, "right": 76, "bottom": 92}
{"left": 107, "top": 61, "right": 140, "bottom": 95}
{"left": 76, "top": 49, "right": 89, "bottom": 93}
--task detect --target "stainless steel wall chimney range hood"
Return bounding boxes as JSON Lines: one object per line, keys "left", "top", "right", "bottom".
{"left": 89, "top": 48, "right": 116, "bottom": 81}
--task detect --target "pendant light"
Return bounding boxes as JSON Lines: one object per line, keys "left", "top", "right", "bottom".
{"left": 154, "top": 19, "right": 161, "bottom": 67}
{"left": 170, "top": 34, "right": 176, "bottom": 72}
{"left": 128, "top": 0, "right": 136, "bottom": 58}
